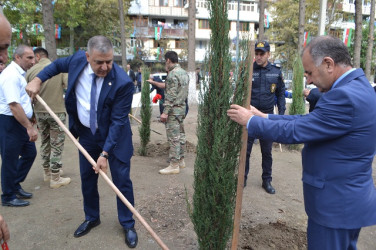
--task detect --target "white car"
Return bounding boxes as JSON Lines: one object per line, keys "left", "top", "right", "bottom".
{"left": 151, "top": 72, "right": 167, "bottom": 82}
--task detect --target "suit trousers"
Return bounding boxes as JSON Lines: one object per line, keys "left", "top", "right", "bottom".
{"left": 0, "top": 115, "right": 36, "bottom": 202}
{"left": 245, "top": 136, "right": 273, "bottom": 182}
{"left": 307, "top": 218, "right": 360, "bottom": 250}
{"left": 78, "top": 126, "right": 135, "bottom": 229}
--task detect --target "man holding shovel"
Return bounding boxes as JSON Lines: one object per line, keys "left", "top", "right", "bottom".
{"left": 26, "top": 36, "right": 138, "bottom": 248}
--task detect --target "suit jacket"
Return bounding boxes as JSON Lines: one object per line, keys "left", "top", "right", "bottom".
{"left": 248, "top": 68, "right": 376, "bottom": 229}
{"left": 37, "top": 51, "right": 134, "bottom": 163}
{"left": 128, "top": 69, "right": 136, "bottom": 82}
{"left": 306, "top": 88, "right": 323, "bottom": 112}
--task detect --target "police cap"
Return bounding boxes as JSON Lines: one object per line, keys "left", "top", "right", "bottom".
{"left": 255, "top": 41, "right": 270, "bottom": 52}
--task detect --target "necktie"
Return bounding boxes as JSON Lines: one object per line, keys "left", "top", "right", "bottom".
{"left": 90, "top": 74, "right": 97, "bottom": 135}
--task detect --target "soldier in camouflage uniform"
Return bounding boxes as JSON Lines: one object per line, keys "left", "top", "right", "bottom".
{"left": 159, "top": 51, "right": 189, "bottom": 174}
{"left": 25, "top": 48, "right": 71, "bottom": 188}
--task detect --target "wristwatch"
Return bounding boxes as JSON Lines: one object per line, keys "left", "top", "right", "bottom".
{"left": 99, "top": 153, "right": 109, "bottom": 159}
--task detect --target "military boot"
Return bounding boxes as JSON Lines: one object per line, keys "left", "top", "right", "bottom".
{"left": 50, "top": 172, "right": 71, "bottom": 189}
{"left": 43, "top": 168, "right": 51, "bottom": 182}
{"left": 44, "top": 168, "right": 64, "bottom": 182}
{"left": 159, "top": 162, "right": 180, "bottom": 174}
{"left": 178, "top": 158, "right": 185, "bottom": 169}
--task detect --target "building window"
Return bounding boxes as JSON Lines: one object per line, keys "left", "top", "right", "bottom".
{"left": 174, "top": 0, "right": 183, "bottom": 7}
{"left": 198, "top": 19, "right": 210, "bottom": 29}
{"left": 132, "top": 17, "right": 148, "bottom": 27}
{"left": 160, "top": 0, "right": 168, "bottom": 6}
{"left": 175, "top": 39, "right": 186, "bottom": 49}
{"left": 239, "top": 22, "right": 249, "bottom": 32}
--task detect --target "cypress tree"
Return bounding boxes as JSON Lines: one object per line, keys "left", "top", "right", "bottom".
{"left": 288, "top": 56, "right": 305, "bottom": 115}
{"left": 190, "top": 0, "right": 250, "bottom": 248}
{"left": 288, "top": 56, "right": 305, "bottom": 150}
{"left": 138, "top": 68, "right": 151, "bottom": 156}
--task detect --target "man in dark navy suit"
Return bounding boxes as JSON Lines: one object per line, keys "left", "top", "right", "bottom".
{"left": 228, "top": 36, "right": 376, "bottom": 249}
{"left": 26, "top": 36, "right": 137, "bottom": 248}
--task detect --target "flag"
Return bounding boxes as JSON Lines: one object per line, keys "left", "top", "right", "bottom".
{"left": 156, "top": 47, "right": 160, "bottom": 60}
{"left": 303, "top": 32, "right": 311, "bottom": 47}
{"left": 155, "top": 27, "right": 162, "bottom": 40}
{"left": 55, "top": 24, "right": 61, "bottom": 39}
{"left": 343, "top": 28, "right": 353, "bottom": 47}
{"left": 264, "top": 14, "right": 269, "bottom": 28}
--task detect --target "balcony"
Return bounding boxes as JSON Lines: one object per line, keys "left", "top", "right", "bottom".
{"left": 148, "top": 6, "right": 188, "bottom": 17}
{"left": 132, "top": 25, "right": 187, "bottom": 39}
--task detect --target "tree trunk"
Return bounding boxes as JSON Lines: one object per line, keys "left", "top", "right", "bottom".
{"left": 298, "top": 0, "right": 306, "bottom": 55}
{"left": 353, "top": 0, "right": 362, "bottom": 68}
{"left": 69, "top": 26, "right": 74, "bottom": 55}
{"left": 41, "top": 0, "right": 57, "bottom": 61}
{"left": 187, "top": 0, "right": 196, "bottom": 72}
{"left": 258, "top": 0, "right": 265, "bottom": 41}
{"left": 118, "top": 0, "right": 127, "bottom": 68}
{"left": 365, "top": 0, "right": 375, "bottom": 81}
{"left": 318, "top": 0, "right": 327, "bottom": 35}
{"left": 187, "top": 0, "right": 197, "bottom": 105}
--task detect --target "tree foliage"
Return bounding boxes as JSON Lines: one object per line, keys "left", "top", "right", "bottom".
{"left": 289, "top": 56, "right": 305, "bottom": 115}
{"left": 268, "top": 0, "right": 341, "bottom": 70}
{"left": 348, "top": 21, "right": 376, "bottom": 77}
{"left": 138, "top": 67, "right": 151, "bottom": 156}
{"left": 190, "top": 0, "right": 250, "bottom": 248}
{"left": 288, "top": 55, "right": 305, "bottom": 150}
{"left": 2, "top": 0, "right": 132, "bottom": 51}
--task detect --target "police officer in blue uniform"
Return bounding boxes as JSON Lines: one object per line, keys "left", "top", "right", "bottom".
{"left": 244, "top": 41, "right": 286, "bottom": 194}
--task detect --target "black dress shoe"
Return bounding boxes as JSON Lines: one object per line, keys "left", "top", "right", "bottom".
{"left": 125, "top": 228, "right": 138, "bottom": 248}
{"left": 2, "top": 198, "right": 30, "bottom": 207}
{"left": 262, "top": 181, "right": 275, "bottom": 194}
{"left": 73, "top": 219, "right": 101, "bottom": 238}
{"left": 16, "top": 188, "right": 33, "bottom": 199}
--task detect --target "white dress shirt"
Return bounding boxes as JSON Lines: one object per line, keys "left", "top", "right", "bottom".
{"left": 0, "top": 61, "right": 33, "bottom": 118}
{"left": 75, "top": 64, "right": 104, "bottom": 129}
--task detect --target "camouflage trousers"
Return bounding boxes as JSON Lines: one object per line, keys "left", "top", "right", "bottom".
{"left": 166, "top": 115, "right": 185, "bottom": 163}
{"left": 36, "top": 112, "right": 66, "bottom": 173}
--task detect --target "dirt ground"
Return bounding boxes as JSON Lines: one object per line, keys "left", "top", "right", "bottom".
{"left": 1, "top": 104, "right": 376, "bottom": 250}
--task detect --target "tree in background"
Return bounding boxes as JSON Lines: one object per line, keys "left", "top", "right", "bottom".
{"left": 268, "top": 0, "right": 341, "bottom": 71}
{"left": 3, "top": 0, "right": 42, "bottom": 45}
{"left": 3, "top": 0, "right": 133, "bottom": 56}
{"left": 189, "top": 0, "right": 250, "bottom": 248}
{"left": 138, "top": 68, "right": 151, "bottom": 156}
{"left": 41, "top": 0, "right": 57, "bottom": 60}
{"left": 353, "top": 0, "right": 362, "bottom": 68}
{"left": 348, "top": 21, "right": 376, "bottom": 79}
{"left": 365, "top": 0, "right": 375, "bottom": 82}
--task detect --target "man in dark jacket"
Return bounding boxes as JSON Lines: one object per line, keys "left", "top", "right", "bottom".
{"left": 244, "top": 41, "right": 286, "bottom": 194}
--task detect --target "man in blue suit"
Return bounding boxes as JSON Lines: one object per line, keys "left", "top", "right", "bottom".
{"left": 26, "top": 36, "right": 137, "bottom": 248}
{"left": 227, "top": 36, "right": 376, "bottom": 249}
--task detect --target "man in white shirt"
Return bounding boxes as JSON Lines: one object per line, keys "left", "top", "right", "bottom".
{"left": 0, "top": 44, "right": 37, "bottom": 207}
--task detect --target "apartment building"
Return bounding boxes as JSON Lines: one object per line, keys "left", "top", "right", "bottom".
{"left": 127, "top": 0, "right": 260, "bottom": 63}
{"left": 127, "top": 0, "right": 375, "bottom": 63}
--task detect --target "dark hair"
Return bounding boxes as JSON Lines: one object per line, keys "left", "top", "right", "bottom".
{"left": 87, "top": 35, "right": 113, "bottom": 54}
{"left": 303, "top": 36, "right": 352, "bottom": 67}
{"left": 33, "top": 47, "right": 49, "bottom": 58}
{"left": 164, "top": 51, "right": 178, "bottom": 63}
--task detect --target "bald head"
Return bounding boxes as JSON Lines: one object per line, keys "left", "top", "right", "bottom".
{"left": 0, "top": 15, "right": 12, "bottom": 64}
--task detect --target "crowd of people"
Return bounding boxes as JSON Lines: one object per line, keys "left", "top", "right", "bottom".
{"left": 0, "top": 11, "right": 375, "bottom": 249}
